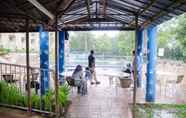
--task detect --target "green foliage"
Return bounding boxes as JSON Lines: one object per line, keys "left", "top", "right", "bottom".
{"left": 175, "top": 13, "right": 186, "bottom": 59}
{"left": 0, "top": 48, "right": 10, "bottom": 55}
{"left": 31, "top": 93, "right": 40, "bottom": 109}
{"left": 70, "top": 32, "right": 95, "bottom": 52}
{"left": 0, "top": 81, "right": 23, "bottom": 105}
{"left": 58, "top": 84, "right": 70, "bottom": 107}
{"left": 117, "top": 31, "right": 135, "bottom": 56}
{"left": 69, "top": 31, "right": 135, "bottom": 55}
{"left": 134, "top": 104, "right": 186, "bottom": 118}
{"left": 0, "top": 81, "right": 70, "bottom": 112}
{"left": 157, "top": 14, "right": 186, "bottom": 61}
{"left": 43, "top": 90, "right": 54, "bottom": 111}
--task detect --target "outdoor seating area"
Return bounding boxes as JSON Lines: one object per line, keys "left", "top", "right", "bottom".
{"left": 0, "top": 0, "right": 186, "bottom": 117}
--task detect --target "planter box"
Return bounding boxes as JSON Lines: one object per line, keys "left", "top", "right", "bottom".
{"left": 119, "top": 76, "right": 132, "bottom": 88}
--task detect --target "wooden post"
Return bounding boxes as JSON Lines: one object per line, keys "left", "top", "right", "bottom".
{"left": 25, "top": 18, "right": 31, "bottom": 112}
{"left": 133, "top": 14, "right": 138, "bottom": 107}
{"left": 54, "top": 15, "right": 60, "bottom": 117}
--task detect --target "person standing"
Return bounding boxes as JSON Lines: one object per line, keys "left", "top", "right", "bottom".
{"left": 88, "top": 50, "right": 100, "bottom": 84}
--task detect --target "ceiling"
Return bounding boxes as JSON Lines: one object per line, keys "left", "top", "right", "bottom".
{"left": 0, "top": 0, "right": 186, "bottom": 32}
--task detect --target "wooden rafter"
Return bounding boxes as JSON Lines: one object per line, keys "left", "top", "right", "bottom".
{"left": 102, "top": 0, "right": 107, "bottom": 18}
{"left": 27, "top": 0, "right": 54, "bottom": 20}
{"left": 141, "top": 0, "right": 184, "bottom": 27}
{"left": 63, "top": 16, "right": 89, "bottom": 24}
{"left": 128, "top": 0, "right": 157, "bottom": 26}
{"left": 57, "top": 0, "right": 77, "bottom": 16}
{"left": 84, "top": 0, "right": 91, "bottom": 18}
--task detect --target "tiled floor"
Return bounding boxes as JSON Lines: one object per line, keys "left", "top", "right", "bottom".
{"left": 66, "top": 76, "right": 133, "bottom": 118}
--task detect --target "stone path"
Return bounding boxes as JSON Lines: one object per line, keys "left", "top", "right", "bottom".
{"left": 66, "top": 76, "right": 133, "bottom": 118}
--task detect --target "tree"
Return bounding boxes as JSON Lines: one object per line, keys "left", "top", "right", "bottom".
{"left": 94, "top": 33, "right": 112, "bottom": 53}
{"left": 116, "top": 31, "right": 135, "bottom": 56}
{"left": 175, "top": 13, "right": 186, "bottom": 58}
{"left": 69, "top": 32, "right": 95, "bottom": 52}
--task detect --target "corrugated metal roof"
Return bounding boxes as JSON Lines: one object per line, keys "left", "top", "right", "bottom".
{"left": 0, "top": 0, "right": 186, "bottom": 32}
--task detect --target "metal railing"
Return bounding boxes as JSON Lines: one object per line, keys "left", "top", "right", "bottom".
{"left": 0, "top": 62, "right": 55, "bottom": 114}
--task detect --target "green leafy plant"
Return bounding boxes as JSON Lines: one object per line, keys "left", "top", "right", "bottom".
{"left": 0, "top": 81, "right": 22, "bottom": 105}
{"left": 31, "top": 93, "right": 40, "bottom": 109}
{"left": 58, "top": 84, "right": 70, "bottom": 107}
{"left": 43, "top": 90, "right": 54, "bottom": 111}
{"left": 0, "top": 81, "right": 70, "bottom": 113}
{"left": 0, "top": 48, "right": 10, "bottom": 55}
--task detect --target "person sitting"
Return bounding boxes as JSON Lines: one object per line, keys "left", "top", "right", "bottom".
{"left": 72, "top": 65, "right": 87, "bottom": 95}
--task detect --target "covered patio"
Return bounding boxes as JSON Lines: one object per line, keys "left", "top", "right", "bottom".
{"left": 0, "top": 0, "right": 186, "bottom": 117}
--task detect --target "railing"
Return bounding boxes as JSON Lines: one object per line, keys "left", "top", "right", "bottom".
{"left": 0, "top": 62, "right": 55, "bottom": 114}
{"left": 136, "top": 61, "right": 186, "bottom": 104}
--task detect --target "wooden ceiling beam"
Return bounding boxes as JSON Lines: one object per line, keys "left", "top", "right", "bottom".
{"left": 141, "top": 0, "right": 184, "bottom": 27}
{"left": 128, "top": 0, "right": 157, "bottom": 26}
{"left": 63, "top": 16, "right": 89, "bottom": 24}
{"left": 27, "top": 0, "right": 54, "bottom": 20}
{"left": 102, "top": 0, "right": 107, "bottom": 18}
{"left": 57, "top": 0, "right": 77, "bottom": 16}
{"left": 84, "top": 0, "right": 91, "bottom": 18}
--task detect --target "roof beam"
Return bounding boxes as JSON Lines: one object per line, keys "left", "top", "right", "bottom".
{"left": 58, "top": 0, "right": 77, "bottom": 15}
{"left": 27, "top": 0, "right": 54, "bottom": 20}
{"left": 141, "top": 0, "right": 184, "bottom": 27}
{"left": 107, "top": 1, "right": 136, "bottom": 15}
{"left": 84, "top": 0, "right": 91, "bottom": 18}
{"left": 102, "top": 0, "right": 107, "bottom": 18}
{"left": 63, "top": 16, "right": 88, "bottom": 24}
{"left": 59, "top": 26, "right": 135, "bottom": 31}
{"left": 128, "top": 0, "right": 157, "bottom": 26}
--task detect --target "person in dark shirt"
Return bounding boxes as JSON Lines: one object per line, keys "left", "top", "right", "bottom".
{"left": 88, "top": 50, "right": 100, "bottom": 84}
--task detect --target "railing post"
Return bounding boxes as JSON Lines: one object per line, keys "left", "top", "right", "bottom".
{"left": 54, "top": 15, "right": 60, "bottom": 117}
{"left": 133, "top": 14, "right": 138, "bottom": 107}
{"left": 25, "top": 18, "right": 31, "bottom": 112}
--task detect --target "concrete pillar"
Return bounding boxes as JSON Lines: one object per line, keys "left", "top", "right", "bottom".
{"left": 58, "top": 31, "right": 65, "bottom": 84}
{"left": 39, "top": 26, "right": 49, "bottom": 95}
{"left": 136, "top": 29, "right": 144, "bottom": 88}
{"left": 146, "top": 26, "right": 157, "bottom": 102}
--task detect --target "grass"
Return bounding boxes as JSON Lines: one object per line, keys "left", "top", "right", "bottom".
{"left": 0, "top": 48, "right": 10, "bottom": 55}
{"left": 133, "top": 103, "right": 186, "bottom": 118}
{"left": 0, "top": 81, "right": 70, "bottom": 112}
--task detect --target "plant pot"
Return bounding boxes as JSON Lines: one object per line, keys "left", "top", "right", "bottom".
{"left": 119, "top": 76, "right": 132, "bottom": 88}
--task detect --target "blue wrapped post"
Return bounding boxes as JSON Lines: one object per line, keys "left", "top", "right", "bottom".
{"left": 39, "top": 26, "right": 49, "bottom": 95}
{"left": 146, "top": 26, "right": 157, "bottom": 102}
{"left": 136, "top": 29, "right": 144, "bottom": 88}
{"left": 58, "top": 31, "right": 65, "bottom": 84}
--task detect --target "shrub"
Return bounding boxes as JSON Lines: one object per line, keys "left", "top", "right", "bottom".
{"left": 0, "top": 81, "right": 70, "bottom": 112}
{"left": 58, "top": 84, "right": 70, "bottom": 107}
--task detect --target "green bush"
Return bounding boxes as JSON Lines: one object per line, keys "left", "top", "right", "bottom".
{"left": 0, "top": 48, "right": 10, "bottom": 55}
{"left": 0, "top": 81, "right": 70, "bottom": 112}
{"left": 58, "top": 84, "right": 70, "bottom": 107}
{"left": 43, "top": 90, "right": 54, "bottom": 111}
